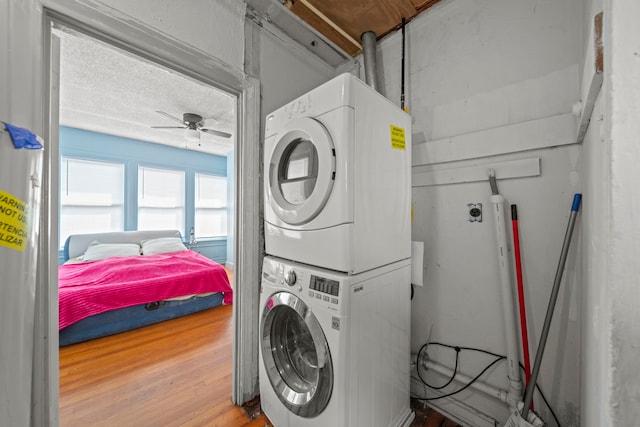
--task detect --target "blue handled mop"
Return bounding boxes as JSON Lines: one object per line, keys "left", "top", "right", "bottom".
{"left": 505, "top": 194, "right": 582, "bottom": 426}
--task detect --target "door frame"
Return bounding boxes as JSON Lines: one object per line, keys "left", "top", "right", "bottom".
{"left": 35, "top": 2, "right": 261, "bottom": 424}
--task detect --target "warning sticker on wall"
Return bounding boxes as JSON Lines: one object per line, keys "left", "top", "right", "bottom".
{"left": 390, "top": 125, "right": 406, "bottom": 150}
{"left": 0, "top": 190, "right": 29, "bottom": 252}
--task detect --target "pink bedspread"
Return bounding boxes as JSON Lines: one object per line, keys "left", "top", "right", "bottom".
{"left": 59, "top": 250, "right": 232, "bottom": 329}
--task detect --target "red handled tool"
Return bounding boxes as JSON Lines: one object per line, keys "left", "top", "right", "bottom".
{"left": 511, "top": 204, "right": 532, "bottom": 410}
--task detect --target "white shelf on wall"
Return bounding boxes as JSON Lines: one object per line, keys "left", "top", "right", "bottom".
{"left": 412, "top": 113, "right": 576, "bottom": 167}
{"left": 412, "top": 157, "right": 541, "bottom": 188}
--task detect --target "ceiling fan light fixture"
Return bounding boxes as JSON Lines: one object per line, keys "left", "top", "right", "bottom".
{"left": 184, "top": 128, "right": 200, "bottom": 143}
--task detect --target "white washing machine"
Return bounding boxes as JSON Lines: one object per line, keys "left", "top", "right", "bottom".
{"left": 259, "top": 256, "right": 414, "bottom": 427}
{"left": 264, "top": 73, "right": 411, "bottom": 274}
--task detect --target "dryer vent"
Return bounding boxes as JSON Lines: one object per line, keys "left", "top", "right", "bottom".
{"left": 361, "top": 31, "right": 380, "bottom": 93}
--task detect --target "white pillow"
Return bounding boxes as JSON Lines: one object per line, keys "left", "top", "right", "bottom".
{"left": 81, "top": 241, "right": 141, "bottom": 261}
{"left": 140, "top": 237, "right": 188, "bottom": 255}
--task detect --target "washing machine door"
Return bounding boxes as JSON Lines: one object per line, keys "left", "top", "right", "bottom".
{"left": 261, "top": 291, "right": 333, "bottom": 417}
{"left": 267, "top": 117, "right": 336, "bottom": 226}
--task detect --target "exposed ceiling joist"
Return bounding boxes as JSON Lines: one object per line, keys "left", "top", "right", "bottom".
{"left": 287, "top": 0, "right": 444, "bottom": 56}
{"left": 245, "top": 0, "right": 352, "bottom": 68}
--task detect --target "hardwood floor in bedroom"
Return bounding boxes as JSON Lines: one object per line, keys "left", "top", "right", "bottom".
{"left": 59, "top": 304, "right": 268, "bottom": 426}
{"left": 59, "top": 265, "right": 459, "bottom": 427}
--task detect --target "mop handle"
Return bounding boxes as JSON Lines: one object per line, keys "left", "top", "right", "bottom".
{"left": 521, "top": 194, "right": 582, "bottom": 419}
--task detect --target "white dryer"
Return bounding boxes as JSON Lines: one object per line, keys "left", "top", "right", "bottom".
{"left": 264, "top": 73, "right": 411, "bottom": 274}
{"left": 259, "top": 256, "right": 414, "bottom": 427}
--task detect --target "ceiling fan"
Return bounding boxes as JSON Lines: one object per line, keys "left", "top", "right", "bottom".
{"left": 151, "top": 111, "right": 232, "bottom": 143}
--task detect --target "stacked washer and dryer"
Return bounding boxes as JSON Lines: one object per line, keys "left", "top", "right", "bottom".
{"left": 260, "top": 73, "right": 414, "bottom": 427}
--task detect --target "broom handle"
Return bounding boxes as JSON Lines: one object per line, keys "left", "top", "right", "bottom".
{"left": 521, "top": 194, "right": 582, "bottom": 419}
{"left": 511, "top": 205, "right": 532, "bottom": 409}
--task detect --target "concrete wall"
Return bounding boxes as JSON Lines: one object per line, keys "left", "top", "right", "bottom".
{"left": 579, "top": 87, "right": 608, "bottom": 427}
{"left": 580, "top": 1, "right": 640, "bottom": 425}
{"left": 578, "top": 1, "right": 609, "bottom": 425}
{"left": 591, "top": 0, "right": 640, "bottom": 425}
{"left": 375, "top": 0, "right": 583, "bottom": 425}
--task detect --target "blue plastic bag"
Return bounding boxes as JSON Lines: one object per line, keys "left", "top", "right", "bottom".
{"left": 3, "top": 122, "right": 44, "bottom": 149}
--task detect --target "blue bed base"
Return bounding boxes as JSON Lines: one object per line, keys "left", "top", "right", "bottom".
{"left": 59, "top": 292, "right": 225, "bottom": 346}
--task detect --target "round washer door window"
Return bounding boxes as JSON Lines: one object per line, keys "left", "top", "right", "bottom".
{"left": 261, "top": 292, "right": 333, "bottom": 417}
{"left": 267, "top": 117, "right": 335, "bottom": 225}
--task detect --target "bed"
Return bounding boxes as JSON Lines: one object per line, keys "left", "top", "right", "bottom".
{"left": 58, "top": 229, "right": 232, "bottom": 346}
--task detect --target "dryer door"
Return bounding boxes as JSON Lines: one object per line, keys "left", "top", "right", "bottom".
{"left": 260, "top": 291, "right": 333, "bottom": 417}
{"left": 267, "top": 117, "right": 336, "bottom": 226}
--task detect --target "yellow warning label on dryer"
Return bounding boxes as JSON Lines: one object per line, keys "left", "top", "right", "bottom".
{"left": 390, "top": 125, "right": 406, "bottom": 150}
{"left": 0, "top": 190, "right": 29, "bottom": 251}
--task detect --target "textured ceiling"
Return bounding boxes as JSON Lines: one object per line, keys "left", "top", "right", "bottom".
{"left": 57, "top": 29, "right": 236, "bottom": 157}
{"left": 57, "top": 0, "right": 443, "bottom": 157}
{"left": 286, "top": 0, "right": 443, "bottom": 56}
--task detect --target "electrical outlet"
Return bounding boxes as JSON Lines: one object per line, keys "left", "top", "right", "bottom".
{"left": 467, "top": 203, "right": 482, "bottom": 222}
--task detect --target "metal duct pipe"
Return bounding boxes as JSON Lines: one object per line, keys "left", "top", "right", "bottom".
{"left": 361, "top": 31, "right": 380, "bottom": 92}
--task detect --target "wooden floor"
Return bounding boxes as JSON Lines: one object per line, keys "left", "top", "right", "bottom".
{"left": 411, "top": 402, "right": 463, "bottom": 427}
{"left": 60, "top": 301, "right": 458, "bottom": 427}
{"left": 59, "top": 304, "right": 270, "bottom": 426}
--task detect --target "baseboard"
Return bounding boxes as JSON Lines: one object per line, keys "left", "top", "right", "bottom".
{"left": 397, "top": 408, "right": 415, "bottom": 427}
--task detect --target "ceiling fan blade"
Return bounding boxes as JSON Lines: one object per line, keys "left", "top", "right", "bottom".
{"left": 156, "top": 110, "right": 185, "bottom": 125}
{"left": 200, "top": 128, "right": 232, "bottom": 138}
{"left": 151, "top": 126, "right": 187, "bottom": 129}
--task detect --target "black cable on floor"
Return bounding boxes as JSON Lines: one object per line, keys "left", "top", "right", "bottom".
{"left": 412, "top": 341, "right": 563, "bottom": 427}
{"left": 412, "top": 355, "right": 505, "bottom": 401}
{"left": 416, "top": 342, "right": 459, "bottom": 390}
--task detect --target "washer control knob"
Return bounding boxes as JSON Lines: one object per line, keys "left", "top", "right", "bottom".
{"left": 284, "top": 270, "right": 297, "bottom": 286}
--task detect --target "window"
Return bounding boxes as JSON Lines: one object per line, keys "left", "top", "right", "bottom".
{"left": 138, "top": 166, "right": 185, "bottom": 235}
{"left": 195, "top": 173, "right": 227, "bottom": 238}
{"left": 59, "top": 157, "right": 124, "bottom": 246}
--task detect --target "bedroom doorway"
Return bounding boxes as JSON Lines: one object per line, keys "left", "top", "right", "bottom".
{"left": 55, "top": 26, "right": 240, "bottom": 422}
{"left": 44, "top": 8, "right": 261, "bottom": 424}
{"left": 55, "top": 28, "right": 236, "bottom": 254}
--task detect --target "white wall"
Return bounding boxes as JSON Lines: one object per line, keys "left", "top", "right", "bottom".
{"left": 244, "top": 14, "right": 337, "bottom": 283}
{"left": 1, "top": 3, "right": 49, "bottom": 426}
{"left": 1, "top": 0, "right": 339, "bottom": 424}
{"left": 1, "top": 1, "right": 249, "bottom": 425}
{"left": 589, "top": 0, "right": 640, "bottom": 425}
{"left": 95, "top": 0, "right": 245, "bottom": 70}
{"left": 256, "top": 24, "right": 337, "bottom": 119}
{"left": 578, "top": 1, "right": 609, "bottom": 425}
{"left": 580, "top": 1, "right": 640, "bottom": 425}
{"left": 579, "top": 88, "right": 608, "bottom": 427}
{"left": 375, "top": 0, "right": 583, "bottom": 425}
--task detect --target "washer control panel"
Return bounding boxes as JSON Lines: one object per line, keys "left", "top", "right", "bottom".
{"left": 308, "top": 274, "right": 340, "bottom": 305}
{"left": 263, "top": 258, "right": 343, "bottom": 309}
